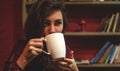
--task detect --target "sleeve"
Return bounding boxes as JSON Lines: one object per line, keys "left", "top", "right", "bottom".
{"left": 7, "top": 61, "right": 23, "bottom": 71}
{"left": 5, "top": 40, "right": 26, "bottom": 71}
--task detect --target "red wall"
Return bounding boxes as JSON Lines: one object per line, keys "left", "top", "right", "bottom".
{"left": 0, "top": 0, "right": 23, "bottom": 71}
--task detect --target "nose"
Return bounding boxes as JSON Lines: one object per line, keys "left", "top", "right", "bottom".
{"left": 49, "top": 24, "right": 56, "bottom": 33}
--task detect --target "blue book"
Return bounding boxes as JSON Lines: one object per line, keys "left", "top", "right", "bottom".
{"left": 108, "top": 44, "right": 118, "bottom": 64}
{"left": 90, "top": 41, "right": 111, "bottom": 64}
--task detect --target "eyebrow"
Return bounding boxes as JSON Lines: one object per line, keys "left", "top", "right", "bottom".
{"left": 45, "top": 18, "right": 62, "bottom": 21}
{"left": 55, "top": 19, "right": 62, "bottom": 21}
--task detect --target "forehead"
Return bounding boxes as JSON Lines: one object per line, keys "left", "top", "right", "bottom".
{"left": 46, "top": 10, "right": 63, "bottom": 20}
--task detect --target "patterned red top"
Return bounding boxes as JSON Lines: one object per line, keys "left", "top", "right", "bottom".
{"left": 4, "top": 40, "right": 71, "bottom": 71}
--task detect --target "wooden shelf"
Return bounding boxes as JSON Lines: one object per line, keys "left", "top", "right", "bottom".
{"left": 65, "top": 1, "right": 120, "bottom": 71}
{"left": 64, "top": 32, "right": 120, "bottom": 36}
{"left": 77, "top": 64, "right": 120, "bottom": 67}
{"left": 65, "top": 1, "right": 120, "bottom": 5}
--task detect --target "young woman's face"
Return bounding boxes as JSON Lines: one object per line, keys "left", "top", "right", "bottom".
{"left": 43, "top": 10, "right": 63, "bottom": 36}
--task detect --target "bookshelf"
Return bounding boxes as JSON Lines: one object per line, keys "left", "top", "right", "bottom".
{"left": 64, "top": 1, "right": 120, "bottom": 71}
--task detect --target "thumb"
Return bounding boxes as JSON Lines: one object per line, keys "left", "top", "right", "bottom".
{"left": 70, "top": 50, "right": 74, "bottom": 59}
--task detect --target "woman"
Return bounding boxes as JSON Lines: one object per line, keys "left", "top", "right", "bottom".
{"left": 8, "top": 0, "right": 79, "bottom": 71}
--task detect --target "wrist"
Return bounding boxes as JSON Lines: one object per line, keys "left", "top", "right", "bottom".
{"left": 16, "top": 54, "right": 27, "bottom": 69}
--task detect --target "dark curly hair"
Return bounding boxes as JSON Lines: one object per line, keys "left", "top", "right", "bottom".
{"left": 24, "top": 0, "right": 67, "bottom": 41}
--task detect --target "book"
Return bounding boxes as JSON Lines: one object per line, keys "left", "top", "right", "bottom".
{"left": 68, "top": 0, "right": 97, "bottom": 2}
{"left": 98, "top": 44, "right": 113, "bottom": 63}
{"left": 97, "top": 16, "right": 109, "bottom": 32}
{"left": 112, "top": 12, "right": 119, "bottom": 32}
{"left": 90, "top": 41, "right": 111, "bottom": 64}
{"left": 117, "top": 14, "right": 120, "bottom": 32}
{"left": 104, "top": 54, "right": 110, "bottom": 64}
{"left": 103, "top": 19, "right": 110, "bottom": 32}
{"left": 106, "top": 14, "right": 115, "bottom": 32}
{"left": 108, "top": 44, "right": 118, "bottom": 64}
{"left": 115, "top": 13, "right": 120, "bottom": 32}
{"left": 115, "top": 44, "right": 120, "bottom": 63}
{"left": 113, "top": 44, "right": 120, "bottom": 63}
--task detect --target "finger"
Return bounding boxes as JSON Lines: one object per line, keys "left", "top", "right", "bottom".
{"left": 70, "top": 50, "right": 74, "bottom": 59}
{"left": 58, "top": 61, "right": 73, "bottom": 70}
{"left": 59, "top": 61, "right": 71, "bottom": 68}
{"left": 56, "top": 62, "right": 73, "bottom": 71}
{"left": 28, "top": 38, "right": 45, "bottom": 48}
{"left": 29, "top": 38, "right": 44, "bottom": 44}
{"left": 29, "top": 37, "right": 45, "bottom": 42}
{"left": 29, "top": 42, "right": 43, "bottom": 48}
{"left": 29, "top": 46, "right": 42, "bottom": 54}
{"left": 31, "top": 50, "right": 39, "bottom": 55}
{"left": 59, "top": 61, "right": 68, "bottom": 65}
{"left": 64, "top": 58, "right": 73, "bottom": 64}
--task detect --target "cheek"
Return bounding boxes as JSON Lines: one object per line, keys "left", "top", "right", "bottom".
{"left": 43, "top": 28, "right": 49, "bottom": 36}
{"left": 55, "top": 24, "right": 63, "bottom": 32}
{"left": 57, "top": 26, "right": 63, "bottom": 32}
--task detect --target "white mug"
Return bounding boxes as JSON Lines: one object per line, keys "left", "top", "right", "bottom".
{"left": 45, "top": 33, "right": 66, "bottom": 60}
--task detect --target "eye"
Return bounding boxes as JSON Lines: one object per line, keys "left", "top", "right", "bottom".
{"left": 55, "top": 20, "right": 62, "bottom": 26}
{"left": 43, "top": 20, "right": 50, "bottom": 27}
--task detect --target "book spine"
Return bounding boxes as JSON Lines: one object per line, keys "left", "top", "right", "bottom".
{"left": 106, "top": 14, "right": 115, "bottom": 32}
{"left": 90, "top": 41, "right": 111, "bottom": 64}
{"left": 108, "top": 44, "right": 118, "bottom": 64}
{"left": 115, "top": 44, "right": 120, "bottom": 63}
{"left": 112, "top": 12, "right": 119, "bottom": 32}
{"left": 98, "top": 44, "right": 113, "bottom": 63}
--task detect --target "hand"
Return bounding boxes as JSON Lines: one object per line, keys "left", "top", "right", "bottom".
{"left": 22, "top": 37, "right": 45, "bottom": 61}
{"left": 54, "top": 51, "right": 79, "bottom": 71}
{"left": 17, "top": 37, "right": 45, "bottom": 69}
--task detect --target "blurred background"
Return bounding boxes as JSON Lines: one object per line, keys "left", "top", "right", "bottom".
{"left": 0, "top": 0, "right": 25, "bottom": 71}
